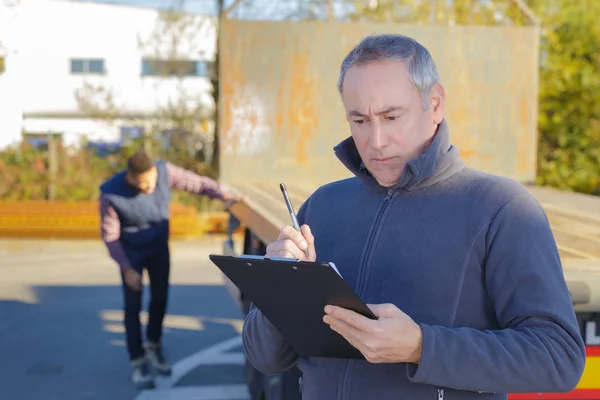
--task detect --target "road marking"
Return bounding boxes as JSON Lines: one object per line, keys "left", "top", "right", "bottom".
{"left": 0, "top": 283, "right": 39, "bottom": 304}
{"left": 156, "top": 336, "right": 244, "bottom": 388}
{"left": 136, "top": 385, "right": 249, "bottom": 400}
{"left": 135, "top": 336, "right": 249, "bottom": 400}
{"left": 102, "top": 310, "right": 243, "bottom": 333}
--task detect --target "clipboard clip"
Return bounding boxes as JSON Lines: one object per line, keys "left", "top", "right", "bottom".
{"left": 237, "top": 254, "right": 341, "bottom": 277}
{"left": 239, "top": 254, "right": 300, "bottom": 262}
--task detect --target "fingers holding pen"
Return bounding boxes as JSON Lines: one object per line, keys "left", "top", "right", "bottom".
{"left": 267, "top": 238, "right": 307, "bottom": 260}
{"left": 300, "top": 224, "right": 316, "bottom": 261}
{"left": 265, "top": 225, "right": 316, "bottom": 261}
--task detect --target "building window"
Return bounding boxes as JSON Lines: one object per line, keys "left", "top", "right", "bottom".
{"left": 22, "top": 132, "right": 63, "bottom": 151}
{"left": 120, "top": 125, "right": 144, "bottom": 142}
{"left": 87, "top": 141, "right": 121, "bottom": 156}
{"left": 141, "top": 59, "right": 212, "bottom": 77}
{"left": 70, "top": 59, "right": 105, "bottom": 75}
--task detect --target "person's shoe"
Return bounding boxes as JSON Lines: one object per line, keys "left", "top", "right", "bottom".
{"left": 144, "top": 341, "right": 172, "bottom": 376}
{"left": 130, "top": 357, "right": 155, "bottom": 389}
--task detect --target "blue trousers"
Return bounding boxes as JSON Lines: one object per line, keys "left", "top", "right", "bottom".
{"left": 121, "top": 243, "right": 170, "bottom": 360}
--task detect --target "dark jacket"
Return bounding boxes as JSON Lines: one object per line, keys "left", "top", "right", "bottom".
{"left": 100, "top": 161, "right": 171, "bottom": 261}
{"left": 242, "top": 120, "right": 586, "bottom": 400}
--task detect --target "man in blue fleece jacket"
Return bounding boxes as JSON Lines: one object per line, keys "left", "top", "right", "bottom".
{"left": 242, "top": 34, "right": 586, "bottom": 399}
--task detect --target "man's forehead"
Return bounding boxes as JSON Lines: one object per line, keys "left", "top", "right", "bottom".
{"left": 341, "top": 61, "right": 416, "bottom": 108}
{"left": 132, "top": 168, "right": 156, "bottom": 181}
{"left": 343, "top": 60, "right": 410, "bottom": 87}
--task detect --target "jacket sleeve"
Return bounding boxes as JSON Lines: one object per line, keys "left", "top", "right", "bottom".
{"left": 165, "top": 162, "right": 228, "bottom": 200}
{"left": 241, "top": 199, "right": 312, "bottom": 374}
{"left": 242, "top": 305, "right": 299, "bottom": 375}
{"left": 99, "top": 194, "right": 132, "bottom": 270}
{"left": 407, "top": 194, "right": 586, "bottom": 393}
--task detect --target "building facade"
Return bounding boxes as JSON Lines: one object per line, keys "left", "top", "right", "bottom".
{"left": 0, "top": 0, "right": 217, "bottom": 150}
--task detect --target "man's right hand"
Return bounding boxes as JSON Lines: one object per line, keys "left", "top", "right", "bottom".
{"left": 266, "top": 224, "right": 316, "bottom": 261}
{"left": 124, "top": 268, "right": 142, "bottom": 291}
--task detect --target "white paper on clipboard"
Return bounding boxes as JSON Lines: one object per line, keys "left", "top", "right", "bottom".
{"left": 328, "top": 262, "right": 343, "bottom": 278}
{"left": 244, "top": 254, "right": 343, "bottom": 279}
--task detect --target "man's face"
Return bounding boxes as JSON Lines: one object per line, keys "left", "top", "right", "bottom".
{"left": 126, "top": 167, "right": 158, "bottom": 194}
{"left": 341, "top": 60, "right": 445, "bottom": 187}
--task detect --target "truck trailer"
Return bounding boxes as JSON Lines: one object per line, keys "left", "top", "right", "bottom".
{"left": 216, "top": 17, "right": 600, "bottom": 400}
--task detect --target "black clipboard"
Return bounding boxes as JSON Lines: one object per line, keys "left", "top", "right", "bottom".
{"left": 209, "top": 254, "right": 377, "bottom": 359}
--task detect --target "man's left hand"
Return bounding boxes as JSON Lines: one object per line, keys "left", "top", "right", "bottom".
{"left": 323, "top": 303, "right": 423, "bottom": 364}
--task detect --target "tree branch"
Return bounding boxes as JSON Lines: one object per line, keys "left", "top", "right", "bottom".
{"left": 222, "top": 0, "right": 244, "bottom": 18}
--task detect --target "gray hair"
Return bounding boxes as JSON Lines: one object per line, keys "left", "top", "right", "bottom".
{"left": 337, "top": 34, "right": 440, "bottom": 110}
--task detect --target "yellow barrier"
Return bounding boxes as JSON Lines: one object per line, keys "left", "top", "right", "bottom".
{"left": 0, "top": 201, "right": 212, "bottom": 239}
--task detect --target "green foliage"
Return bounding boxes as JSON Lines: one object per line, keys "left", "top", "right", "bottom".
{"left": 0, "top": 141, "right": 221, "bottom": 211}
{"left": 528, "top": 0, "right": 600, "bottom": 195}
{"left": 0, "top": 143, "right": 116, "bottom": 201}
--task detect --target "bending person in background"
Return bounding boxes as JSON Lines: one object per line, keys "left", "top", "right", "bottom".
{"left": 99, "top": 149, "right": 241, "bottom": 389}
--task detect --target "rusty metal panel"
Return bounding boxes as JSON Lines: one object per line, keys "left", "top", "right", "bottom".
{"left": 219, "top": 20, "right": 540, "bottom": 186}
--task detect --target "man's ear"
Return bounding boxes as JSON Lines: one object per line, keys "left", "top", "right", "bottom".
{"left": 429, "top": 83, "right": 445, "bottom": 125}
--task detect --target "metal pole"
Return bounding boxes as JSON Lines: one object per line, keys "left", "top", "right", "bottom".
{"left": 47, "top": 131, "right": 58, "bottom": 201}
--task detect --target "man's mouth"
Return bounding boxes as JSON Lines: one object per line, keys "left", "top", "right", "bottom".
{"left": 373, "top": 157, "right": 396, "bottom": 163}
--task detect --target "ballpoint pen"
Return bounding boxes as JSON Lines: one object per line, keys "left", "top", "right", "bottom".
{"left": 279, "top": 183, "right": 310, "bottom": 259}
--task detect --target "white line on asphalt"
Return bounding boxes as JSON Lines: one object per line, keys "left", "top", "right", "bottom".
{"left": 135, "top": 336, "right": 248, "bottom": 400}
{"left": 156, "top": 336, "right": 244, "bottom": 388}
{"left": 136, "top": 385, "right": 249, "bottom": 400}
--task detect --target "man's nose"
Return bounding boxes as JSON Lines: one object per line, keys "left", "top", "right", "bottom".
{"left": 369, "top": 121, "right": 388, "bottom": 150}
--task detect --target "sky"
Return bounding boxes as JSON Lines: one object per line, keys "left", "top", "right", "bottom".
{"left": 78, "top": 0, "right": 233, "bottom": 15}
{"left": 76, "top": 0, "right": 353, "bottom": 20}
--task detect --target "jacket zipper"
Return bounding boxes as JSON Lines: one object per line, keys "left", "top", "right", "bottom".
{"left": 437, "top": 388, "right": 445, "bottom": 400}
{"left": 355, "top": 189, "right": 394, "bottom": 298}
{"left": 338, "top": 189, "right": 394, "bottom": 400}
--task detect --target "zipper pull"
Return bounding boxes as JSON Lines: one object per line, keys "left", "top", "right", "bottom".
{"left": 385, "top": 190, "right": 393, "bottom": 201}
{"left": 437, "top": 388, "right": 444, "bottom": 400}
{"left": 298, "top": 376, "right": 303, "bottom": 393}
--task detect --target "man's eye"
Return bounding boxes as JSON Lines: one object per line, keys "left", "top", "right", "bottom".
{"left": 386, "top": 115, "right": 400, "bottom": 121}
{"left": 353, "top": 119, "right": 365, "bottom": 125}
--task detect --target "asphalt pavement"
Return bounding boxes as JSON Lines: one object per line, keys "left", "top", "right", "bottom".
{"left": 0, "top": 236, "right": 249, "bottom": 400}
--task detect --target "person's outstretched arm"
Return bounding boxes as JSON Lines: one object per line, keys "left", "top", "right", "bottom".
{"left": 166, "top": 162, "right": 229, "bottom": 200}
